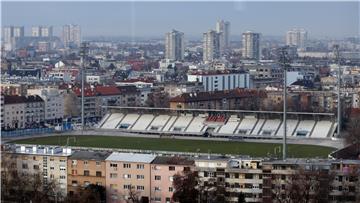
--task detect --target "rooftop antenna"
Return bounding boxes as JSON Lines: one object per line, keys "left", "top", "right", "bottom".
{"left": 278, "top": 47, "right": 291, "bottom": 160}
{"left": 333, "top": 45, "right": 341, "bottom": 138}
{"left": 80, "top": 42, "right": 89, "bottom": 135}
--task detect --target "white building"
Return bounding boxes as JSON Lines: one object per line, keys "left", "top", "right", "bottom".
{"left": 62, "top": 24, "right": 81, "bottom": 48}
{"left": 32, "top": 26, "right": 53, "bottom": 37}
{"left": 203, "top": 30, "right": 222, "bottom": 62}
{"left": 286, "top": 28, "right": 308, "bottom": 51}
{"left": 187, "top": 70, "right": 251, "bottom": 91}
{"left": 216, "top": 20, "right": 230, "bottom": 51}
{"left": 27, "top": 87, "right": 65, "bottom": 123}
{"left": 165, "top": 29, "right": 184, "bottom": 61}
{"left": 242, "top": 31, "right": 261, "bottom": 60}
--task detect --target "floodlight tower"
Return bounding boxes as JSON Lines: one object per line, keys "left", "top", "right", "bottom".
{"left": 80, "top": 42, "right": 89, "bottom": 134}
{"left": 278, "top": 47, "right": 291, "bottom": 160}
{"left": 334, "top": 45, "right": 341, "bottom": 137}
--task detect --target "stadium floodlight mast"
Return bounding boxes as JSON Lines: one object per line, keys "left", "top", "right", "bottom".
{"left": 278, "top": 47, "right": 291, "bottom": 160}
{"left": 80, "top": 42, "right": 89, "bottom": 134}
{"left": 333, "top": 45, "right": 341, "bottom": 137}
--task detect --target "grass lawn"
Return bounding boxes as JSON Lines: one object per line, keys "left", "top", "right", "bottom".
{"left": 11, "top": 135, "right": 335, "bottom": 158}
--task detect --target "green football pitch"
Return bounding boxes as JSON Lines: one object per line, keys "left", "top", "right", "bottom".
{"left": 11, "top": 135, "right": 335, "bottom": 158}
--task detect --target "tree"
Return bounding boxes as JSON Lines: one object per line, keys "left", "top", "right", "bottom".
{"left": 64, "top": 90, "right": 80, "bottom": 118}
{"left": 1, "top": 152, "right": 61, "bottom": 202}
{"left": 272, "top": 168, "right": 333, "bottom": 203}
{"left": 237, "top": 192, "right": 246, "bottom": 203}
{"left": 127, "top": 186, "right": 141, "bottom": 203}
{"left": 172, "top": 170, "right": 199, "bottom": 203}
{"left": 345, "top": 115, "right": 360, "bottom": 155}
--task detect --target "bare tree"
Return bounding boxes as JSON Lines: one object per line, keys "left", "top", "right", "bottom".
{"left": 172, "top": 170, "right": 199, "bottom": 203}
{"left": 64, "top": 90, "right": 80, "bottom": 118}
{"left": 127, "top": 186, "right": 141, "bottom": 203}
{"left": 345, "top": 115, "right": 360, "bottom": 155}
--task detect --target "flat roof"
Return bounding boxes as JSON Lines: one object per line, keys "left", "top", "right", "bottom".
{"left": 151, "top": 156, "right": 194, "bottom": 165}
{"left": 69, "top": 151, "right": 111, "bottom": 161}
{"left": 106, "top": 152, "right": 156, "bottom": 163}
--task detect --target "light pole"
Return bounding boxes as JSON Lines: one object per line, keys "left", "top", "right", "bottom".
{"left": 334, "top": 45, "right": 341, "bottom": 137}
{"left": 279, "top": 47, "right": 291, "bottom": 160}
{"left": 80, "top": 42, "right": 89, "bottom": 134}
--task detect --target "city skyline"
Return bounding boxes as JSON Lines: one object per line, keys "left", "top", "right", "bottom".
{"left": 2, "top": 1, "right": 359, "bottom": 39}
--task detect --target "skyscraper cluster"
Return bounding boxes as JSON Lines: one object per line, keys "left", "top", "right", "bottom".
{"left": 202, "top": 20, "right": 230, "bottom": 63}
{"left": 62, "top": 24, "right": 82, "bottom": 48}
{"left": 286, "top": 28, "right": 308, "bottom": 51}
{"left": 31, "top": 26, "right": 53, "bottom": 37}
{"left": 2, "top": 26, "right": 24, "bottom": 51}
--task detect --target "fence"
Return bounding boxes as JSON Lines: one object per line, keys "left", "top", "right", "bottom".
{"left": 2, "top": 128, "right": 55, "bottom": 137}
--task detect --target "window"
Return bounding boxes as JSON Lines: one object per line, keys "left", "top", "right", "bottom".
{"left": 50, "top": 174, "right": 55, "bottom": 179}
{"left": 96, "top": 161, "right": 101, "bottom": 166}
{"left": 169, "top": 187, "right": 173, "bottom": 192}
{"left": 96, "top": 171, "right": 102, "bottom": 177}
{"left": 155, "top": 187, "right": 161, "bottom": 191}
{"left": 84, "top": 160, "right": 88, "bottom": 165}
{"left": 123, "top": 185, "right": 132, "bottom": 189}
{"left": 72, "top": 170, "right": 77, "bottom": 175}
{"left": 123, "top": 163, "right": 131, "bottom": 168}
{"left": 169, "top": 176, "right": 174, "bottom": 182}
{"left": 154, "top": 197, "right": 161, "bottom": 202}
{"left": 110, "top": 184, "right": 117, "bottom": 189}
{"left": 123, "top": 174, "right": 131, "bottom": 179}
{"left": 184, "top": 167, "right": 190, "bottom": 171}
{"left": 84, "top": 170, "right": 90, "bottom": 176}
{"left": 137, "top": 175, "right": 145, "bottom": 179}
{"left": 22, "top": 164, "right": 28, "bottom": 169}
{"left": 72, "top": 180, "right": 78, "bottom": 186}
{"left": 137, "top": 185, "right": 145, "bottom": 191}
{"left": 110, "top": 163, "right": 118, "bottom": 168}
{"left": 169, "top": 166, "right": 175, "bottom": 171}
{"left": 60, "top": 159, "right": 66, "bottom": 163}
{"left": 72, "top": 160, "right": 77, "bottom": 165}
{"left": 60, "top": 176, "right": 66, "bottom": 179}
{"left": 155, "top": 176, "right": 161, "bottom": 180}
{"left": 110, "top": 173, "right": 118, "bottom": 178}
{"left": 33, "top": 165, "right": 39, "bottom": 170}
{"left": 137, "top": 164, "right": 144, "bottom": 169}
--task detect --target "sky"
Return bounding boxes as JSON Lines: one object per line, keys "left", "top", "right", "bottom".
{"left": 1, "top": 1, "right": 359, "bottom": 39}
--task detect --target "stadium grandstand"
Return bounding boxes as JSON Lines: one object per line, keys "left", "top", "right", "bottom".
{"left": 96, "top": 106, "right": 338, "bottom": 140}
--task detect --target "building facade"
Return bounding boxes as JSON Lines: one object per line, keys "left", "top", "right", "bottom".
{"left": 105, "top": 153, "right": 156, "bottom": 203}
{"left": 286, "top": 28, "right": 308, "bottom": 51}
{"left": 187, "top": 70, "right": 251, "bottom": 92}
{"left": 216, "top": 20, "right": 230, "bottom": 51}
{"left": 67, "top": 151, "right": 110, "bottom": 196}
{"left": 242, "top": 31, "right": 261, "bottom": 60}
{"left": 203, "top": 30, "right": 222, "bottom": 62}
{"left": 165, "top": 29, "right": 184, "bottom": 61}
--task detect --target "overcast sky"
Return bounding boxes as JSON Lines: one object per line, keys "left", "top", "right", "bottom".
{"left": 2, "top": 1, "right": 359, "bottom": 39}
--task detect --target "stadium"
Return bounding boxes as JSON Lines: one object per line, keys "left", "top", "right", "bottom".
{"left": 97, "top": 106, "right": 338, "bottom": 139}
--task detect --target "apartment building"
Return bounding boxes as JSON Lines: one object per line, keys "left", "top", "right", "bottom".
{"left": 150, "top": 156, "right": 194, "bottom": 203}
{"left": 3, "top": 95, "right": 45, "bottom": 130}
{"left": 67, "top": 151, "right": 111, "bottom": 196}
{"left": 187, "top": 70, "right": 251, "bottom": 92}
{"left": 27, "top": 87, "right": 65, "bottom": 123}
{"left": 195, "top": 157, "right": 263, "bottom": 203}
{"left": 169, "top": 88, "right": 266, "bottom": 110}
{"left": 9, "top": 145, "right": 72, "bottom": 199}
{"left": 105, "top": 153, "right": 156, "bottom": 203}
